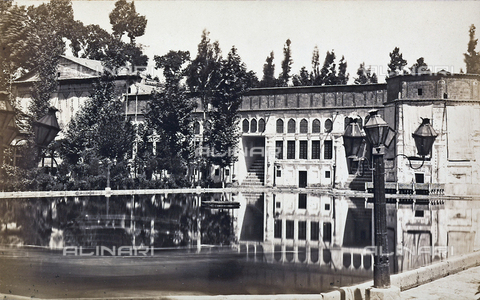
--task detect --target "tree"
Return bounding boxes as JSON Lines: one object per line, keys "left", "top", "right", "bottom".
{"left": 278, "top": 39, "right": 293, "bottom": 87}
{"left": 311, "top": 46, "right": 322, "bottom": 85}
{"left": 387, "top": 47, "right": 408, "bottom": 77}
{"left": 320, "top": 50, "right": 337, "bottom": 85}
{"left": 186, "top": 29, "right": 222, "bottom": 110}
{"left": 354, "top": 63, "right": 378, "bottom": 84}
{"left": 410, "top": 57, "right": 430, "bottom": 75}
{"left": 0, "top": 0, "right": 78, "bottom": 118}
{"left": 205, "top": 46, "right": 251, "bottom": 186}
{"left": 336, "top": 56, "right": 349, "bottom": 84}
{"left": 109, "top": 0, "right": 147, "bottom": 43}
{"left": 260, "top": 51, "right": 276, "bottom": 87}
{"left": 292, "top": 66, "right": 311, "bottom": 86}
{"left": 144, "top": 51, "right": 196, "bottom": 185}
{"left": 464, "top": 24, "right": 480, "bottom": 74}
{"left": 60, "top": 72, "right": 135, "bottom": 189}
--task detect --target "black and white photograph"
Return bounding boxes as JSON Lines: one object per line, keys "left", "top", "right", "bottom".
{"left": 1, "top": 0, "right": 480, "bottom": 299}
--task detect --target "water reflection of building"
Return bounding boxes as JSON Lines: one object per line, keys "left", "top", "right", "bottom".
{"left": 236, "top": 189, "right": 480, "bottom": 274}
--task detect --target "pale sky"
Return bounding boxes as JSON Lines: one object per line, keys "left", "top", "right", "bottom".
{"left": 14, "top": 0, "right": 480, "bottom": 83}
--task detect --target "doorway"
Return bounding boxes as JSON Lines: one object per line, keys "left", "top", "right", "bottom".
{"left": 299, "top": 171, "right": 307, "bottom": 188}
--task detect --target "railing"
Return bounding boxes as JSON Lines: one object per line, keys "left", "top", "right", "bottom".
{"left": 364, "top": 182, "right": 447, "bottom": 207}
{"left": 238, "top": 241, "right": 374, "bottom": 273}
{"left": 365, "top": 182, "right": 445, "bottom": 196}
{"left": 0, "top": 184, "right": 468, "bottom": 202}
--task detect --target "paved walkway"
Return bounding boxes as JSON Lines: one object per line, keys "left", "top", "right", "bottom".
{"left": 401, "top": 265, "right": 480, "bottom": 300}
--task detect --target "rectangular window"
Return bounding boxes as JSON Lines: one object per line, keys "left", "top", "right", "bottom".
{"left": 324, "top": 140, "right": 333, "bottom": 159}
{"left": 274, "top": 220, "right": 282, "bottom": 238}
{"left": 287, "top": 141, "right": 295, "bottom": 159}
{"left": 276, "top": 168, "right": 282, "bottom": 177}
{"left": 415, "top": 210, "right": 425, "bottom": 217}
{"left": 298, "top": 193, "right": 307, "bottom": 209}
{"left": 275, "top": 141, "right": 283, "bottom": 159}
{"left": 311, "top": 221, "right": 319, "bottom": 241}
{"left": 298, "top": 221, "right": 306, "bottom": 240}
{"left": 286, "top": 220, "right": 294, "bottom": 239}
{"left": 418, "top": 88, "right": 423, "bottom": 96}
{"left": 323, "top": 222, "right": 332, "bottom": 242}
{"left": 312, "top": 141, "right": 320, "bottom": 159}
{"left": 299, "top": 141, "right": 307, "bottom": 159}
{"left": 325, "top": 170, "right": 331, "bottom": 178}
{"left": 415, "top": 173, "right": 424, "bottom": 183}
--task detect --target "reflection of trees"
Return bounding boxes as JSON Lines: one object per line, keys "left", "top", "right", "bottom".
{"left": 2, "top": 198, "right": 53, "bottom": 246}
{"left": 1, "top": 193, "right": 234, "bottom": 247}
{"left": 201, "top": 210, "right": 234, "bottom": 246}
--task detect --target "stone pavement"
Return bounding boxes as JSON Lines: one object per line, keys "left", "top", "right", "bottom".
{"left": 401, "top": 265, "right": 480, "bottom": 300}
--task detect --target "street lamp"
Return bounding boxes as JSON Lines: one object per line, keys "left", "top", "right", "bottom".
{"left": 33, "top": 107, "right": 61, "bottom": 170}
{"left": 342, "top": 118, "right": 365, "bottom": 159}
{"left": 33, "top": 107, "right": 61, "bottom": 148}
{"left": 412, "top": 118, "right": 437, "bottom": 157}
{"left": 342, "top": 110, "right": 437, "bottom": 290}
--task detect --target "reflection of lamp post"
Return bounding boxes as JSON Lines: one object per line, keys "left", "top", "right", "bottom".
{"left": 100, "top": 158, "right": 114, "bottom": 217}
{"left": 342, "top": 110, "right": 437, "bottom": 292}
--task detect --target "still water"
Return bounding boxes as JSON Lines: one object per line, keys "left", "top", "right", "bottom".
{"left": 0, "top": 191, "right": 389, "bottom": 297}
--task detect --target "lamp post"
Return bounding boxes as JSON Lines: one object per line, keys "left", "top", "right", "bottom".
{"left": 363, "top": 110, "right": 395, "bottom": 289}
{"left": 342, "top": 110, "right": 437, "bottom": 290}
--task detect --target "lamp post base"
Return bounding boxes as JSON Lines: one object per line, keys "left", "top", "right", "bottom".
{"left": 367, "top": 285, "right": 400, "bottom": 300}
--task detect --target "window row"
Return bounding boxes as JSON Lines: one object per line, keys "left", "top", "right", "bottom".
{"left": 275, "top": 140, "right": 333, "bottom": 160}
{"left": 196, "top": 115, "right": 367, "bottom": 135}
{"left": 275, "top": 118, "right": 333, "bottom": 134}
{"left": 274, "top": 220, "right": 332, "bottom": 242}
{"left": 242, "top": 118, "right": 266, "bottom": 133}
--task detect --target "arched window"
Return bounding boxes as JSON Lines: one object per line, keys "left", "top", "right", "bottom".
{"left": 287, "top": 119, "right": 296, "bottom": 133}
{"left": 300, "top": 119, "right": 308, "bottom": 133}
{"left": 250, "top": 119, "right": 257, "bottom": 133}
{"left": 312, "top": 119, "right": 321, "bottom": 133}
{"left": 325, "top": 119, "right": 333, "bottom": 133}
{"left": 344, "top": 117, "right": 353, "bottom": 130}
{"left": 276, "top": 119, "right": 284, "bottom": 133}
{"left": 242, "top": 119, "right": 249, "bottom": 133}
{"left": 258, "top": 118, "right": 266, "bottom": 133}
{"left": 193, "top": 121, "right": 200, "bottom": 134}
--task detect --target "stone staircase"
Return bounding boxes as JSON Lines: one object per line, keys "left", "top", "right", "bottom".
{"left": 345, "top": 161, "right": 373, "bottom": 191}
{"left": 241, "top": 158, "right": 265, "bottom": 187}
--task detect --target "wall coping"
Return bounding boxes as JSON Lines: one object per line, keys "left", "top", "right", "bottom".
{"left": 321, "top": 250, "right": 480, "bottom": 299}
